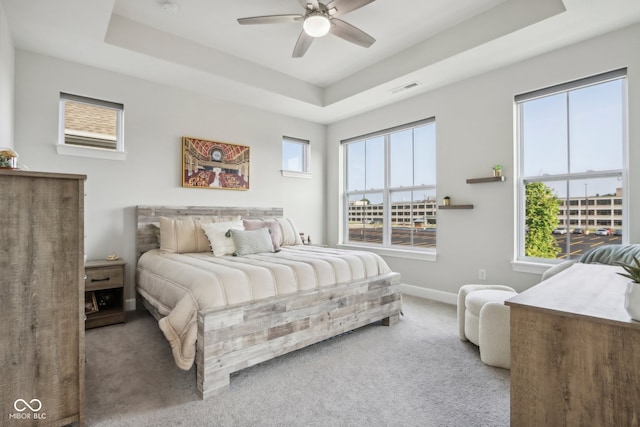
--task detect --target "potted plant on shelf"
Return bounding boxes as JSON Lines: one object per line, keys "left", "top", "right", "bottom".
{"left": 617, "top": 256, "right": 640, "bottom": 321}
{"left": 492, "top": 164, "right": 502, "bottom": 177}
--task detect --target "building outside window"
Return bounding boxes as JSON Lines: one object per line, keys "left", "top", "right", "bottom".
{"left": 60, "top": 93, "right": 124, "bottom": 151}
{"left": 282, "top": 136, "right": 310, "bottom": 176}
{"left": 516, "top": 69, "right": 627, "bottom": 262}
{"left": 343, "top": 118, "right": 436, "bottom": 251}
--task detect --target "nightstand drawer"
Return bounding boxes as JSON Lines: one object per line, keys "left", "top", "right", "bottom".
{"left": 85, "top": 266, "right": 124, "bottom": 291}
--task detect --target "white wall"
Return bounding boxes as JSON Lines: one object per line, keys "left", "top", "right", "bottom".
{"left": 14, "top": 51, "right": 326, "bottom": 305}
{"left": 0, "top": 2, "right": 14, "bottom": 148}
{"left": 327, "top": 24, "right": 640, "bottom": 299}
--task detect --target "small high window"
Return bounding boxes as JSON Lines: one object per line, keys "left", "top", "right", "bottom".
{"left": 58, "top": 93, "right": 125, "bottom": 160}
{"left": 281, "top": 136, "right": 310, "bottom": 177}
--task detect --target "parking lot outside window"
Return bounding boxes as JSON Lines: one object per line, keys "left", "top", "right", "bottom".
{"left": 342, "top": 118, "right": 436, "bottom": 251}
{"left": 516, "top": 69, "right": 627, "bottom": 262}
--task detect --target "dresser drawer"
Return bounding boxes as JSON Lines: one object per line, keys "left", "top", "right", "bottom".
{"left": 85, "top": 266, "right": 124, "bottom": 291}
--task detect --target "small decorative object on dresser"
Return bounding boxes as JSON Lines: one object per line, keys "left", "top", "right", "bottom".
{"left": 0, "top": 147, "right": 18, "bottom": 169}
{"left": 492, "top": 164, "right": 502, "bottom": 177}
{"left": 84, "top": 259, "right": 127, "bottom": 329}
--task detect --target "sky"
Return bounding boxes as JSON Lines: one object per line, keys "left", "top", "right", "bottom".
{"left": 520, "top": 78, "right": 624, "bottom": 198}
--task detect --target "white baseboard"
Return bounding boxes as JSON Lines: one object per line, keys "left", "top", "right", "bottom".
{"left": 400, "top": 283, "right": 457, "bottom": 306}
{"left": 125, "top": 298, "right": 136, "bottom": 311}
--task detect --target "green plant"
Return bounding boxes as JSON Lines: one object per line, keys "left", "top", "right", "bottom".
{"left": 617, "top": 256, "right": 640, "bottom": 283}
{"left": 493, "top": 164, "right": 502, "bottom": 171}
{"left": 525, "top": 182, "right": 560, "bottom": 258}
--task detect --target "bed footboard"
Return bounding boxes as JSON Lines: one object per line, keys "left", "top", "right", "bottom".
{"left": 196, "top": 272, "right": 402, "bottom": 399}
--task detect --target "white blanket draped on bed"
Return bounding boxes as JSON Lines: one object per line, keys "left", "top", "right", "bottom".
{"left": 136, "top": 245, "right": 393, "bottom": 370}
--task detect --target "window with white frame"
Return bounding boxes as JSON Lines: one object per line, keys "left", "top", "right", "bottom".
{"left": 282, "top": 136, "right": 309, "bottom": 176}
{"left": 516, "top": 69, "right": 627, "bottom": 263}
{"left": 59, "top": 93, "right": 124, "bottom": 158}
{"left": 343, "top": 118, "right": 437, "bottom": 251}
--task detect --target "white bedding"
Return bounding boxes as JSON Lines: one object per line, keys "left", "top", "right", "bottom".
{"left": 136, "top": 245, "right": 393, "bottom": 370}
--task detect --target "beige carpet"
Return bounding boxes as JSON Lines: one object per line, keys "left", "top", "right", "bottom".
{"left": 85, "top": 295, "right": 510, "bottom": 426}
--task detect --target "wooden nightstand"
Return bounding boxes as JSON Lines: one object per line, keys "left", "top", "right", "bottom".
{"left": 84, "top": 259, "right": 127, "bottom": 329}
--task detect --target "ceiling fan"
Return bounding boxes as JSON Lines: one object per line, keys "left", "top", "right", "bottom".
{"left": 237, "top": 0, "right": 376, "bottom": 58}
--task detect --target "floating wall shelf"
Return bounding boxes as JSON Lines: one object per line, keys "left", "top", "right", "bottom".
{"left": 438, "top": 204, "right": 474, "bottom": 210}
{"left": 466, "top": 176, "right": 506, "bottom": 184}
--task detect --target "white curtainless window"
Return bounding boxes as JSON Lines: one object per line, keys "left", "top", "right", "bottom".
{"left": 58, "top": 92, "right": 125, "bottom": 160}
{"left": 342, "top": 118, "right": 437, "bottom": 253}
{"left": 281, "top": 136, "right": 310, "bottom": 178}
{"left": 515, "top": 69, "right": 627, "bottom": 266}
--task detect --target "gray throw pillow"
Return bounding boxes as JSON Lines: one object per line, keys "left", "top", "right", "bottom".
{"left": 229, "top": 228, "right": 275, "bottom": 256}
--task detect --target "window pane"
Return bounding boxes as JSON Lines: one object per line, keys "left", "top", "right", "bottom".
{"left": 569, "top": 80, "right": 624, "bottom": 173}
{"left": 390, "top": 190, "right": 436, "bottom": 248}
{"left": 389, "top": 123, "right": 436, "bottom": 188}
{"left": 283, "top": 139, "right": 307, "bottom": 172}
{"left": 522, "top": 93, "right": 567, "bottom": 177}
{"left": 346, "top": 141, "right": 365, "bottom": 191}
{"left": 64, "top": 100, "right": 118, "bottom": 149}
{"left": 347, "top": 193, "right": 383, "bottom": 244}
{"left": 365, "top": 136, "right": 384, "bottom": 190}
{"left": 390, "top": 129, "right": 413, "bottom": 187}
{"left": 414, "top": 124, "right": 436, "bottom": 186}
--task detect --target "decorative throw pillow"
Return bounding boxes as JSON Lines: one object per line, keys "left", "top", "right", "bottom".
{"left": 277, "top": 218, "right": 303, "bottom": 246}
{"left": 201, "top": 220, "right": 244, "bottom": 256}
{"left": 159, "top": 217, "right": 211, "bottom": 253}
{"left": 243, "top": 218, "right": 282, "bottom": 251}
{"left": 229, "top": 228, "right": 275, "bottom": 256}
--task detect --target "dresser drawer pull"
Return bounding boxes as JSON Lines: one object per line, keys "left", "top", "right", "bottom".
{"left": 91, "top": 277, "right": 110, "bottom": 283}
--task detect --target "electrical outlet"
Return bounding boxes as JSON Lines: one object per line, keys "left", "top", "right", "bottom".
{"left": 479, "top": 268, "right": 487, "bottom": 280}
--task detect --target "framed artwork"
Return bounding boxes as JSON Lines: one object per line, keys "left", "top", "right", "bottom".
{"left": 182, "top": 136, "right": 250, "bottom": 190}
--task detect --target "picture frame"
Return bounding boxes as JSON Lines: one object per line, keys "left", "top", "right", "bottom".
{"left": 182, "top": 136, "right": 250, "bottom": 190}
{"left": 84, "top": 291, "right": 99, "bottom": 314}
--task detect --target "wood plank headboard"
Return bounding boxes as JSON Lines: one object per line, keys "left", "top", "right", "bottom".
{"left": 136, "top": 206, "right": 284, "bottom": 259}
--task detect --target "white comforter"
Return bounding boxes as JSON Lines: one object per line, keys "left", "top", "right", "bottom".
{"left": 136, "top": 245, "right": 393, "bottom": 370}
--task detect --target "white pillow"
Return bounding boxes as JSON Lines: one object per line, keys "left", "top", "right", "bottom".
{"left": 277, "top": 218, "right": 303, "bottom": 246}
{"left": 201, "top": 220, "right": 244, "bottom": 256}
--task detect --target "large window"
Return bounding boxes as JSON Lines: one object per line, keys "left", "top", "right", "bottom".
{"left": 516, "top": 69, "right": 627, "bottom": 262}
{"left": 343, "top": 119, "right": 436, "bottom": 251}
{"left": 58, "top": 93, "right": 125, "bottom": 160}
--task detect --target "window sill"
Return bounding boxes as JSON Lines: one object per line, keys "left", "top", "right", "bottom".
{"left": 511, "top": 260, "right": 555, "bottom": 275}
{"left": 56, "top": 144, "right": 127, "bottom": 161}
{"left": 281, "top": 170, "right": 311, "bottom": 179}
{"left": 337, "top": 243, "right": 437, "bottom": 262}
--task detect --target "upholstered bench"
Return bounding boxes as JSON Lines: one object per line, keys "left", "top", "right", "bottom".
{"left": 457, "top": 284, "right": 517, "bottom": 369}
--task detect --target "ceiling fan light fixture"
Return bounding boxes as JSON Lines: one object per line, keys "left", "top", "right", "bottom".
{"left": 303, "top": 13, "right": 330, "bottom": 37}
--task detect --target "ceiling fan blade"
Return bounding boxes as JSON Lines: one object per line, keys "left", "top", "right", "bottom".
{"left": 329, "top": 19, "right": 375, "bottom": 48}
{"left": 292, "top": 30, "right": 314, "bottom": 58}
{"left": 326, "top": 0, "right": 375, "bottom": 17}
{"left": 237, "top": 15, "right": 303, "bottom": 25}
{"left": 298, "top": 0, "right": 320, "bottom": 10}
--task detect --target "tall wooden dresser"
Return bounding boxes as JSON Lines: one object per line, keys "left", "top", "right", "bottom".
{"left": 0, "top": 169, "right": 86, "bottom": 426}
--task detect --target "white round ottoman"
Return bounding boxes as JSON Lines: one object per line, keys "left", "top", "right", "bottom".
{"left": 458, "top": 285, "right": 517, "bottom": 369}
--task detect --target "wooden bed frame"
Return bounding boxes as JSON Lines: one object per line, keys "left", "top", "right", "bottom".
{"left": 136, "top": 205, "right": 403, "bottom": 399}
